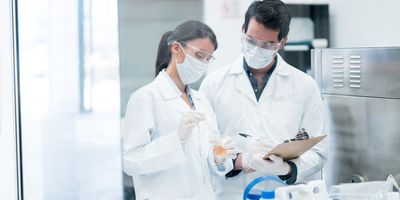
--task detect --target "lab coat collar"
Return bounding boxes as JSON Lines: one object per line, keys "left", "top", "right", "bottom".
{"left": 262, "top": 54, "right": 293, "bottom": 100}
{"left": 234, "top": 69, "right": 258, "bottom": 105}
{"left": 228, "top": 56, "right": 245, "bottom": 75}
{"left": 187, "top": 85, "right": 201, "bottom": 100}
{"left": 228, "top": 54, "right": 292, "bottom": 105}
{"left": 229, "top": 54, "right": 290, "bottom": 77}
{"left": 155, "top": 70, "right": 200, "bottom": 100}
{"left": 227, "top": 56, "right": 258, "bottom": 104}
{"left": 274, "top": 54, "right": 290, "bottom": 76}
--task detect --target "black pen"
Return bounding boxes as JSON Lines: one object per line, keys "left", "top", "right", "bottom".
{"left": 238, "top": 133, "right": 261, "bottom": 142}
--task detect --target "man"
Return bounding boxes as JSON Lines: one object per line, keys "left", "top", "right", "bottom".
{"left": 199, "top": 0, "right": 327, "bottom": 199}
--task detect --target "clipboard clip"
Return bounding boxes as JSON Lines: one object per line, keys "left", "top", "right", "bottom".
{"left": 283, "top": 128, "right": 309, "bottom": 143}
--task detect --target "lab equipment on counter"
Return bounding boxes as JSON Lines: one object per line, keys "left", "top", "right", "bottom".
{"left": 275, "top": 180, "right": 330, "bottom": 200}
{"left": 244, "top": 175, "right": 399, "bottom": 200}
{"left": 328, "top": 175, "right": 400, "bottom": 200}
{"left": 243, "top": 176, "right": 286, "bottom": 200}
{"left": 243, "top": 177, "right": 330, "bottom": 200}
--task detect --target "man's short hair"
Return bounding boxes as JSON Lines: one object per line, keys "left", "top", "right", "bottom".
{"left": 243, "top": 0, "right": 291, "bottom": 41}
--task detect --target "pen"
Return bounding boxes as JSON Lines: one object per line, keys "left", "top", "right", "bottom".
{"left": 238, "top": 133, "right": 261, "bottom": 142}
{"left": 187, "top": 94, "right": 196, "bottom": 110}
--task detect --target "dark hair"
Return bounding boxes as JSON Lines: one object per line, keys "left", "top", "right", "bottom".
{"left": 155, "top": 20, "right": 218, "bottom": 76}
{"left": 243, "top": 0, "right": 291, "bottom": 41}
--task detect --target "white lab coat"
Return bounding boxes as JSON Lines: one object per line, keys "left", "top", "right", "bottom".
{"left": 199, "top": 54, "right": 327, "bottom": 199}
{"left": 123, "top": 71, "right": 233, "bottom": 200}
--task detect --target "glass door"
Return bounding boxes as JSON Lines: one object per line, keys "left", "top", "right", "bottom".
{"left": 16, "top": 0, "right": 123, "bottom": 199}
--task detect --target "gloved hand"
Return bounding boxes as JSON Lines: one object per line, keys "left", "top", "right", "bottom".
{"left": 248, "top": 154, "right": 290, "bottom": 176}
{"left": 250, "top": 139, "right": 275, "bottom": 155}
{"left": 241, "top": 139, "right": 275, "bottom": 170}
{"left": 213, "top": 136, "right": 237, "bottom": 164}
{"left": 177, "top": 112, "right": 205, "bottom": 144}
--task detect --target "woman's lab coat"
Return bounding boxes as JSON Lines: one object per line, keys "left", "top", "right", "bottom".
{"left": 199, "top": 54, "right": 328, "bottom": 199}
{"left": 123, "top": 71, "right": 232, "bottom": 200}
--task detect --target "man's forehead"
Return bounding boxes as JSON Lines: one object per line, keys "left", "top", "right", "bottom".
{"left": 247, "top": 18, "right": 280, "bottom": 42}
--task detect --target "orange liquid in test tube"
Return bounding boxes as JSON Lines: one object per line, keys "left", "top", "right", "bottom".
{"left": 214, "top": 145, "right": 227, "bottom": 156}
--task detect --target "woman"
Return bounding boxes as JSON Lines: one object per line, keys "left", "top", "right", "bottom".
{"left": 123, "top": 20, "right": 236, "bottom": 200}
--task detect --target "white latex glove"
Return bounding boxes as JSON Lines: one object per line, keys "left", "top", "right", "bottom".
{"left": 241, "top": 139, "right": 275, "bottom": 170}
{"left": 249, "top": 154, "right": 290, "bottom": 176}
{"left": 177, "top": 112, "right": 205, "bottom": 144}
{"left": 251, "top": 139, "right": 275, "bottom": 155}
{"left": 213, "top": 136, "right": 237, "bottom": 163}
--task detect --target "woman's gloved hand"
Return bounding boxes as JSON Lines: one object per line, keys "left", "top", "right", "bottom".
{"left": 213, "top": 136, "right": 237, "bottom": 164}
{"left": 177, "top": 112, "right": 205, "bottom": 144}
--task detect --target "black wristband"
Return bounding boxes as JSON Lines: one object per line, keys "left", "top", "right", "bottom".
{"left": 225, "top": 154, "right": 242, "bottom": 178}
{"left": 278, "top": 161, "right": 297, "bottom": 185}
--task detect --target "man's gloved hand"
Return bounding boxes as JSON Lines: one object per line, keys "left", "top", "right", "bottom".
{"left": 213, "top": 136, "right": 237, "bottom": 163}
{"left": 177, "top": 112, "right": 205, "bottom": 144}
{"left": 248, "top": 154, "right": 290, "bottom": 176}
{"left": 241, "top": 139, "right": 275, "bottom": 171}
{"left": 251, "top": 139, "right": 275, "bottom": 155}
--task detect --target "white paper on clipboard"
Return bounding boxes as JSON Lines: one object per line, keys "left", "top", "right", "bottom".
{"left": 263, "top": 135, "right": 327, "bottom": 160}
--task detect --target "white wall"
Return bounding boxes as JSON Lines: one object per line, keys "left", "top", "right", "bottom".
{"left": 329, "top": 0, "right": 400, "bottom": 48}
{"left": 204, "top": 0, "right": 252, "bottom": 70}
{"left": 118, "top": 0, "right": 203, "bottom": 115}
{"left": 204, "top": 0, "right": 400, "bottom": 70}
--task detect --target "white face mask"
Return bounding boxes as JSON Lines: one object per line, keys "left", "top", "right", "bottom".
{"left": 176, "top": 50, "right": 209, "bottom": 85}
{"left": 242, "top": 41, "right": 276, "bottom": 69}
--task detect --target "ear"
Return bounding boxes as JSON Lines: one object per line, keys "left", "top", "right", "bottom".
{"left": 279, "top": 37, "right": 288, "bottom": 49}
{"left": 170, "top": 42, "right": 181, "bottom": 56}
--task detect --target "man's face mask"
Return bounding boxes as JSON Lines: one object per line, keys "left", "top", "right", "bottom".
{"left": 241, "top": 33, "right": 281, "bottom": 69}
{"left": 175, "top": 42, "right": 213, "bottom": 85}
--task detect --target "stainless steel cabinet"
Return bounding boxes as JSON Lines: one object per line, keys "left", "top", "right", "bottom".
{"left": 312, "top": 47, "right": 400, "bottom": 186}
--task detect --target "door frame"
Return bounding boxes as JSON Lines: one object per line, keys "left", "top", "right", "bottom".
{"left": 0, "top": 0, "right": 22, "bottom": 199}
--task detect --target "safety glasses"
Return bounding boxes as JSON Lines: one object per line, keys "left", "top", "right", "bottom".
{"left": 180, "top": 41, "right": 215, "bottom": 63}
{"left": 241, "top": 33, "right": 281, "bottom": 51}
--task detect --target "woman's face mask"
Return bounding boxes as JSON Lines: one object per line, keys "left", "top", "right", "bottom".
{"left": 175, "top": 43, "right": 211, "bottom": 85}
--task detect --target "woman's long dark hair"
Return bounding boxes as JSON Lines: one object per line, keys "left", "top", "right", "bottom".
{"left": 155, "top": 20, "right": 218, "bottom": 77}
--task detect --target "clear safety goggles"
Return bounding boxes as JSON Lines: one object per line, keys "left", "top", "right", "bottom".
{"left": 179, "top": 41, "right": 215, "bottom": 63}
{"left": 241, "top": 33, "right": 281, "bottom": 51}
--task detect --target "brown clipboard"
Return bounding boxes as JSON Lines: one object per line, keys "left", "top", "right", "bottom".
{"left": 263, "top": 135, "right": 327, "bottom": 160}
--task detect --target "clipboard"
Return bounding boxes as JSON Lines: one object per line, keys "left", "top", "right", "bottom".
{"left": 263, "top": 135, "right": 327, "bottom": 160}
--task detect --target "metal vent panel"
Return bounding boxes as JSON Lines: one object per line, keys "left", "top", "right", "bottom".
{"left": 317, "top": 47, "right": 400, "bottom": 99}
